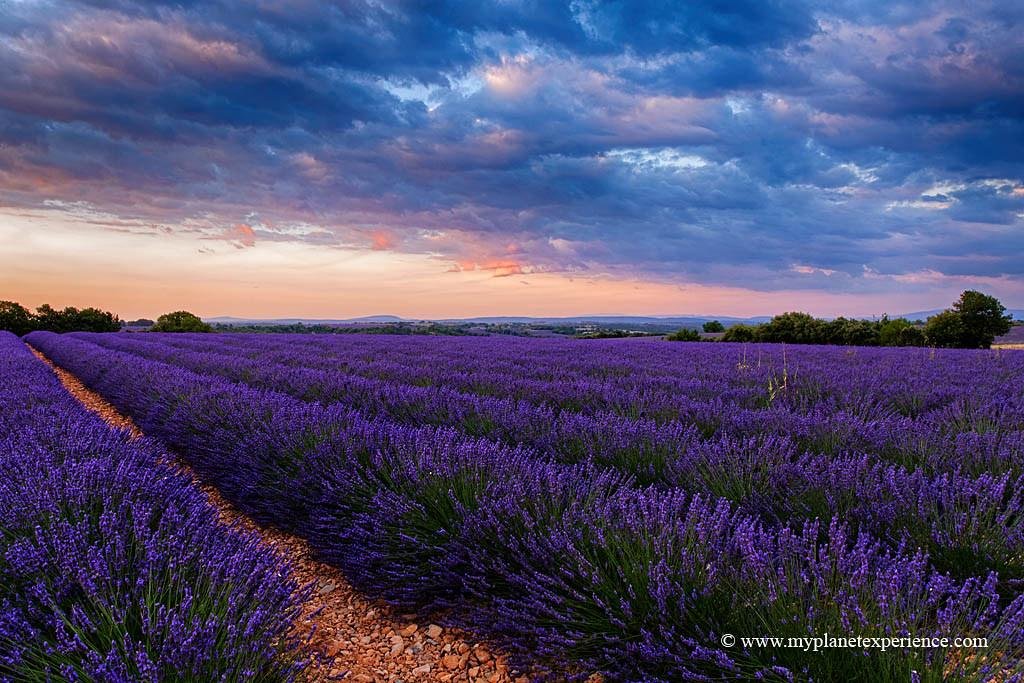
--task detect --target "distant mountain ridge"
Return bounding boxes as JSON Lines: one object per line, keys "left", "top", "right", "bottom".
{"left": 205, "top": 309, "right": 1024, "bottom": 327}
{"left": 205, "top": 314, "right": 774, "bottom": 326}
{"left": 207, "top": 315, "right": 404, "bottom": 325}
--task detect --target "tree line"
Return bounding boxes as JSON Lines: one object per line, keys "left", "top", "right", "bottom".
{"left": 0, "top": 301, "right": 121, "bottom": 335}
{"left": 2, "top": 292, "right": 1015, "bottom": 348}
{"left": 669, "top": 291, "right": 1014, "bottom": 349}
{"left": 0, "top": 302, "right": 217, "bottom": 335}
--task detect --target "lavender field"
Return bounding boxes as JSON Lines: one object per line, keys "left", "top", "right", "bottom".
{"left": 17, "top": 331, "right": 1024, "bottom": 681}
{"left": 0, "top": 331, "right": 303, "bottom": 681}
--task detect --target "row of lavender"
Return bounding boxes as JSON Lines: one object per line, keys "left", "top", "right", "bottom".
{"left": 72, "top": 331, "right": 1016, "bottom": 422}
{"left": 63, "top": 332, "right": 1024, "bottom": 585}
{"left": 28, "top": 331, "right": 1024, "bottom": 681}
{"left": 0, "top": 332, "right": 302, "bottom": 682}
{"left": 66, "top": 332, "right": 1024, "bottom": 477}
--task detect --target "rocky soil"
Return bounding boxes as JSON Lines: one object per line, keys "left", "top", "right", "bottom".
{"left": 30, "top": 346, "right": 528, "bottom": 683}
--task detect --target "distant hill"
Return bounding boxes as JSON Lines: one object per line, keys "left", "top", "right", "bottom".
{"left": 438, "top": 315, "right": 773, "bottom": 326}
{"left": 207, "top": 315, "right": 405, "bottom": 326}
{"left": 204, "top": 310, "right": 1024, "bottom": 328}
{"left": 206, "top": 314, "right": 772, "bottom": 327}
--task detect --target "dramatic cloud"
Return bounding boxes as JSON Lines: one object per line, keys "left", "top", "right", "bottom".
{"left": 1, "top": 0, "right": 1022, "bottom": 306}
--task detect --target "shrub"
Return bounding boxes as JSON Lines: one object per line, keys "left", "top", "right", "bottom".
{"left": 69, "top": 306, "right": 123, "bottom": 332}
{"left": 28, "top": 330, "right": 1024, "bottom": 681}
{"left": 0, "top": 332, "right": 302, "bottom": 681}
{"left": 825, "top": 316, "right": 880, "bottom": 346}
{"left": 722, "top": 324, "right": 757, "bottom": 342}
{"left": 878, "top": 317, "right": 923, "bottom": 346}
{"left": 703, "top": 320, "right": 725, "bottom": 333}
{"left": 666, "top": 327, "right": 701, "bottom": 341}
{"left": 896, "top": 325, "right": 926, "bottom": 347}
{"left": 924, "top": 310, "right": 965, "bottom": 348}
{"left": 758, "top": 312, "right": 829, "bottom": 344}
{"left": 152, "top": 311, "right": 213, "bottom": 333}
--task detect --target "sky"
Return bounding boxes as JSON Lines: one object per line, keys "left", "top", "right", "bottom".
{"left": 1, "top": 0, "right": 1022, "bottom": 320}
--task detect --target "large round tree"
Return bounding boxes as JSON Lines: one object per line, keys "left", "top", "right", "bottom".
{"left": 925, "top": 291, "right": 1011, "bottom": 349}
{"left": 151, "top": 311, "right": 213, "bottom": 333}
{"left": 953, "top": 290, "right": 1012, "bottom": 348}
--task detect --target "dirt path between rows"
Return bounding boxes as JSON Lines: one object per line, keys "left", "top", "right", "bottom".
{"left": 29, "top": 346, "right": 524, "bottom": 683}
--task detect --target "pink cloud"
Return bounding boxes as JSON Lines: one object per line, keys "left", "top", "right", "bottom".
{"left": 455, "top": 259, "right": 524, "bottom": 278}
{"left": 370, "top": 229, "right": 396, "bottom": 250}
{"left": 222, "top": 223, "right": 256, "bottom": 248}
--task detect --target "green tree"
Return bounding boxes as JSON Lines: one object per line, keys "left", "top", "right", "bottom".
{"left": 0, "top": 301, "right": 35, "bottom": 336}
{"left": 924, "top": 310, "right": 965, "bottom": 348}
{"left": 878, "top": 317, "right": 913, "bottom": 346}
{"left": 825, "top": 317, "right": 880, "bottom": 346}
{"left": 877, "top": 318, "right": 926, "bottom": 347}
{"left": 758, "top": 312, "right": 828, "bottom": 344}
{"left": 666, "top": 327, "right": 701, "bottom": 341}
{"left": 953, "top": 290, "right": 1012, "bottom": 348}
{"left": 721, "top": 324, "right": 757, "bottom": 342}
{"left": 152, "top": 311, "right": 213, "bottom": 333}
{"left": 34, "top": 304, "right": 121, "bottom": 332}
{"left": 702, "top": 320, "right": 725, "bottom": 333}
{"left": 923, "top": 291, "right": 1012, "bottom": 349}
{"left": 73, "top": 307, "right": 122, "bottom": 332}
{"left": 34, "top": 304, "right": 68, "bottom": 332}
{"left": 896, "top": 326, "right": 926, "bottom": 347}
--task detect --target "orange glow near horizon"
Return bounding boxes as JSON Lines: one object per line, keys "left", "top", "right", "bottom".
{"left": 2, "top": 208, "right": 1018, "bottom": 321}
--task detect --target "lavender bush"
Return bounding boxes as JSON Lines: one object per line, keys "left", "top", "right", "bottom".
{"left": 61, "top": 332, "right": 1024, "bottom": 584}
{"left": 0, "top": 332, "right": 303, "bottom": 682}
{"left": 26, "top": 330, "right": 1024, "bottom": 681}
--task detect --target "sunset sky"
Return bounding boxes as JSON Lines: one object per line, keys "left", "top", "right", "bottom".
{"left": 1, "top": 1, "right": 1022, "bottom": 320}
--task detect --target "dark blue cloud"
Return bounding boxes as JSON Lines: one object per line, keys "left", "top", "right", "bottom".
{"left": 0, "top": 0, "right": 1021, "bottom": 295}
{"left": 946, "top": 183, "right": 1024, "bottom": 225}
{"left": 619, "top": 47, "right": 810, "bottom": 97}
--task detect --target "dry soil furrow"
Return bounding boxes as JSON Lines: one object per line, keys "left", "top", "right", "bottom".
{"left": 28, "top": 345, "right": 523, "bottom": 683}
